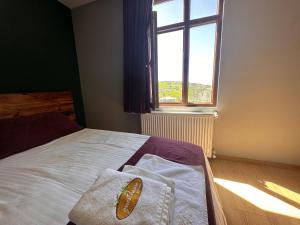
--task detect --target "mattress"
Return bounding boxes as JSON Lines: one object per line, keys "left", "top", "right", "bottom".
{"left": 0, "top": 128, "right": 226, "bottom": 225}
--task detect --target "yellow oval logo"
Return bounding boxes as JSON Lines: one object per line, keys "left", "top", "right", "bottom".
{"left": 116, "top": 178, "right": 143, "bottom": 220}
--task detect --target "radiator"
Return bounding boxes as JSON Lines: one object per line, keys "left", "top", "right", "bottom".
{"left": 141, "top": 112, "right": 217, "bottom": 157}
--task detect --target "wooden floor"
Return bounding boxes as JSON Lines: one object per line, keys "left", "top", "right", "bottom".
{"left": 211, "top": 158, "right": 300, "bottom": 225}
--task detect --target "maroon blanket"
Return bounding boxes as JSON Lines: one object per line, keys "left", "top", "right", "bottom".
{"left": 68, "top": 137, "right": 216, "bottom": 225}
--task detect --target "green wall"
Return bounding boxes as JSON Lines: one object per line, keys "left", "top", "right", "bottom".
{"left": 0, "top": 0, "right": 85, "bottom": 125}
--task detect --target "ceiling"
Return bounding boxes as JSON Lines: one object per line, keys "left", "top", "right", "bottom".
{"left": 57, "top": 0, "right": 97, "bottom": 9}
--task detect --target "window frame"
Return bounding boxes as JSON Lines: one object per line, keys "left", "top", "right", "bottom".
{"left": 154, "top": 0, "right": 224, "bottom": 107}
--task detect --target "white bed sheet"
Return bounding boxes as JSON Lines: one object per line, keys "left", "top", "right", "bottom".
{"left": 0, "top": 128, "right": 226, "bottom": 225}
{"left": 0, "top": 129, "right": 149, "bottom": 225}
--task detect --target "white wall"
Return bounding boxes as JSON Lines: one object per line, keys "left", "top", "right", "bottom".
{"left": 214, "top": 0, "right": 300, "bottom": 165}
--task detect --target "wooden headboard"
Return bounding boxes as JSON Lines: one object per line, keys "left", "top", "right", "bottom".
{"left": 0, "top": 92, "right": 76, "bottom": 121}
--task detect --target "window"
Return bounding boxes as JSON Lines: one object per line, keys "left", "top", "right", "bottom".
{"left": 153, "top": 0, "right": 224, "bottom": 106}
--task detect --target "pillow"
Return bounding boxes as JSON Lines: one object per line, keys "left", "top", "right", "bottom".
{"left": 0, "top": 112, "right": 83, "bottom": 160}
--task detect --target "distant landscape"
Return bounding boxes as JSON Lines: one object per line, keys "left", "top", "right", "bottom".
{"left": 159, "top": 81, "right": 212, "bottom": 103}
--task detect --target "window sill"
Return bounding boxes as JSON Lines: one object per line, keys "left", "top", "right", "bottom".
{"left": 152, "top": 106, "right": 218, "bottom": 117}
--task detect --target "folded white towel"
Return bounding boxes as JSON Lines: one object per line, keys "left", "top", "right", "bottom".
{"left": 136, "top": 154, "right": 208, "bottom": 225}
{"left": 123, "top": 165, "right": 176, "bottom": 223}
{"left": 69, "top": 168, "right": 173, "bottom": 225}
{"left": 123, "top": 165, "right": 176, "bottom": 194}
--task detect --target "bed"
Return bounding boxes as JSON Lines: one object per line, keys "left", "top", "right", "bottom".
{"left": 0, "top": 92, "right": 227, "bottom": 225}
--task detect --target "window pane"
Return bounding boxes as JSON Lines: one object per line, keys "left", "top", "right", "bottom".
{"left": 188, "top": 24, "right": 217, "bottom": 104}
{"left": 190, "top": 0, "right": 218, "bottom": 20}
{"left": 157, "top": 30, "right": 183, "bottom": 103}
{"left": 153, "top": 0, "right": 183, "bottom": 27}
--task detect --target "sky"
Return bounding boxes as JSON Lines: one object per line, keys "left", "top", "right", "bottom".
{"left": 153, "top": 0, "right": 218, "bottom": 85}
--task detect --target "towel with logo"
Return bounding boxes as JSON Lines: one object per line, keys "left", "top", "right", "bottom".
{"left": 68, "top": 168, "right": 173, "bottom": 225}
{"left": 122, "top": 165, "right": 176, "bottom": 221}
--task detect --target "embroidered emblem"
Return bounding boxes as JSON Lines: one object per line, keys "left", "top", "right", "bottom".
{"left": 116, "top": 178, "right": 143, "bottom": 220}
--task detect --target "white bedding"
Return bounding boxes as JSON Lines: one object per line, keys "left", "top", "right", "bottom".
{"left": 0, "top": 128, "right": 226, "bottom": 225}
{"left": 0, "top": 129, "right": 149, "bottom": 225}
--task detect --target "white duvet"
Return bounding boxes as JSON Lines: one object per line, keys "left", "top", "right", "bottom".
{"left": 0, "top": 128, "right": 227, "bottom": 225}
{"left": 0, "top": 129, "right": 149, "bottom": 225}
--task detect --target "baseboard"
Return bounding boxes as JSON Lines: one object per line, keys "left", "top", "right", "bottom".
{"left": 215, "top": 154, "right": 300, "bottom": 170}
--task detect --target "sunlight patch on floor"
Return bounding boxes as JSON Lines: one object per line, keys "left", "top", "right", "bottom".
{"left": 214, "top": 178, "right": 300, "bottom": 219}
{"left": 263, "top": 181, "right": 300, "bottom": 205}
